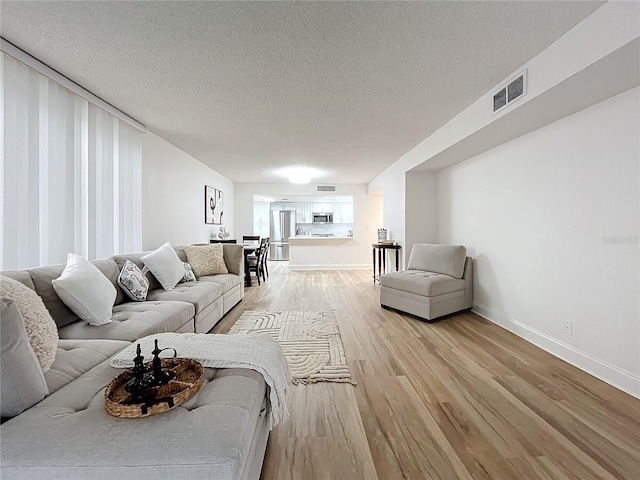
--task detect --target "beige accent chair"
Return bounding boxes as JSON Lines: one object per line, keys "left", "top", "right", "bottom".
{"left": 379, "top": 244, "right": 473, "bottom": 322}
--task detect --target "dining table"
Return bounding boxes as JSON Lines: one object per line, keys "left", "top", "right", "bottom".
{"left": 242, "top": 243, "right": 259, "bottom": 287}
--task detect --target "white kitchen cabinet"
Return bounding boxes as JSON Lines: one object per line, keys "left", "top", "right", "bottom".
{"left": 312, "top": 202, "right": 333, "bottom": 214}
{"left": 292, "top": 203, "right": 303, "bottom": 223}
{"left": 300, "top": 203, "right": 313, "bottom": 223}
{"left": 285, "top": 203, "right": 312, "bottom": 223}
{"left": 253, "top": 201, "right": 270, "bottom": 236}
{"left": 333, "top": 202, "right": 353, "bottom": 223}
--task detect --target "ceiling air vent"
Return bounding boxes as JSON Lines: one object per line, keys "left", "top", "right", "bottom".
{"left": 492, "top": 70, "right": 527, "bottom": 115}
{"left": 317, "top": 185, "right": 336, "bottom": 192}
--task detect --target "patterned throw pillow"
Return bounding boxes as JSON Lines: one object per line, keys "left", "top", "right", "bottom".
{"left": 180, "top": 262, "right": 196, "bottom": 283}
{"left": 118, "top": 260, "right": 150, "bottom": 302}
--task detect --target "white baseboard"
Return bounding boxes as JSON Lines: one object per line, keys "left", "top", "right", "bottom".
{"left": 472, "top": 302, "right": 640, "bottom": 399}
{"left": 289, "top": 264, "right": 371, "bottom": 271}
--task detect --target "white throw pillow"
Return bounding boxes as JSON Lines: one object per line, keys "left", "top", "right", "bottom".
{"left": 52, "top": 253, "right": 116, "bottom": 326}
{"left": 141, "top": 242, "right": 184, "bottom": 290}
{"left": 118, "top": 260, "right": 150, "bottom": 301}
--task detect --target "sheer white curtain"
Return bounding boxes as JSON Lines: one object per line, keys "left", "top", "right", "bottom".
{"left": 1, "top": 52, "right": 142, "bottom": 270}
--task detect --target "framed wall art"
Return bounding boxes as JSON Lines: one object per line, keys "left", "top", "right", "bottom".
{"left": 205, "top": 186, "right": 224, "bottom": 225}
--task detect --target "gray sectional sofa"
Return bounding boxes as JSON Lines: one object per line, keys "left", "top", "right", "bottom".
{"left": 1, "top": 244, "right": 271, "bottom": 480}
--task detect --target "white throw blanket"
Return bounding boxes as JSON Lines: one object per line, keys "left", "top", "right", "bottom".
{"left": 110, "top": 332, "right": 291, "bottom": 429}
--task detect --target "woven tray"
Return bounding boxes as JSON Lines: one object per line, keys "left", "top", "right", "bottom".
{"left": 105, "top": 358, "right": 204, "bottom": 418}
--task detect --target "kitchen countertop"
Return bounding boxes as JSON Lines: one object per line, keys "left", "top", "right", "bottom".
{"left": 290, "top": 235, "right": 354, "bottom": 240}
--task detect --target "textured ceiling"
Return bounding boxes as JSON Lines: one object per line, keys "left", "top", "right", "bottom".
{"left": 1, "top": 1, "right": 603, "bottom": 184}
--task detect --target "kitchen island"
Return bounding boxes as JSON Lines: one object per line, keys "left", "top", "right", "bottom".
{"left": 289, "top": 235, "right": 369, "bottom": 270}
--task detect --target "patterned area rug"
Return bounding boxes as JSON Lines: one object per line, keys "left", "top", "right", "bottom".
{"left": 228, "top": 311, "right": 356, "bottom": 385}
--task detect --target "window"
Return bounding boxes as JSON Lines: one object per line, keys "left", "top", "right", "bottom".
{"left": 1, "top": 52, "right": 143, "bottom": 269}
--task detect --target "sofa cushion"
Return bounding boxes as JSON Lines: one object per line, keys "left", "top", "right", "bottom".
{"left": 0, "top": 298, "right": 49, "bottom": 418}
{"left": 5, "top": 257, "right": 151, "bottom": 319}
{"left": 0, "top": 359, "right": 267, "bottom": 480}
{"left": 0, "top": 276, "right": 59, "bottom": 372}
{"left": 58, "top": 301, "right": 194, "bottom": 342}
{"left": 117, "top": 260, "right": 150, "bottom": 302}
{"left": 222, "top": 244, "right": 243, "bottom": 276}
{"left": 23, "top": 258, "right": 123, "bottom": 329}
{"left": 380, "top": 270, "right": 466, "bottom": 297}
{"left": 198, "top": 273, "right": 242, "bottom": 292}
{"left": 172, "top": 247, "right": 188, "bottom": 263}
{"left": 141, "top": 243, "right": 185, "bottom": 291}
{"left": 184, "top": 244, "right": 229, "bottom": 277}
{"left": 91, "top": 258, "right": 127, "bottom": 306}
{"left": 52, "top": 254, "right": 118, "bottom": 326}
{"left": 407, "top": 244, "right": 467, "bottom": 279}
{"left": 23, "top": 264, "right": 79, "bottom": 328}
{"left": 45, "top": 339, "right": 131, "bottom": 395}
{"left": 0, "top": 270, "right": 35, "bottom": 290}
{"left": 146, "top": 281, "right": 224, "bottom": 315}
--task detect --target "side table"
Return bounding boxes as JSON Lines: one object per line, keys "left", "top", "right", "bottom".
{"left": 372, "top": 243, "right": 402, "bottom": 284}
{"left": 210, "top": 239, "right": 238, "bottom": 244}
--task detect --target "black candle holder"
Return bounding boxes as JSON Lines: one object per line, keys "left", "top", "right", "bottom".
{"left": 124, "top": 344, "right": 154, "bottom": 403}
{"left": 123, "top": 340, "right": 177, "bottom": 404}
{"left": 148, "top": 339, "right": 176, "bottom": 387}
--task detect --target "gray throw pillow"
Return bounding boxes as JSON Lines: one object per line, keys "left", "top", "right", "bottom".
{"left": 1, "top": 298, "right": 49, "bottom": 418}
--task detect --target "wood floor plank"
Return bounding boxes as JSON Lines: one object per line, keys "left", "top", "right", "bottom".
{"left": 507, "top": 456, "right": 573, "bottom": 480}
{"left": 396, "top": 376, "right": 473, "bottom": 480}
{"left": 212, "top": 263, "right": 640, "bottom": 479}
{"left": 495, "top": 375, "right": 636, "bottom": 479}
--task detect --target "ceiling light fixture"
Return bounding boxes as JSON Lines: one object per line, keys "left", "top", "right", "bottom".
{"left": 274, "top": 165, "right": 326, "bottom": 184}
{"left": 288, "top": 172, "right": 310, "bottom": 184}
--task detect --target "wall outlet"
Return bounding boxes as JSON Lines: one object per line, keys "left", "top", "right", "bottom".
{"left": 563, "top": 321, "right": 573, "bottom": 336}
{"left": 329, "top": 256, "right": 335, "bottom": 262}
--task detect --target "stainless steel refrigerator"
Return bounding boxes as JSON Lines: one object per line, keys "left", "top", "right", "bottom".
{"left": 269, "top": 210, "right": 296, "bottom": 261}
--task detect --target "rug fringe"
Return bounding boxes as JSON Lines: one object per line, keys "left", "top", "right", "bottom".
{"left": 292, "top": 378, "right": 357, "bottom": 386}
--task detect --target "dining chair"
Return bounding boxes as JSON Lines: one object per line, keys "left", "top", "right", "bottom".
{"left": 242, "top": 235, "right": 260, "bottom": 244}
{"left": 247, "top": 238, "right": 267, "bottom": 285}
{"left": 261, "top": 237, "right": 270, "bottom": 280}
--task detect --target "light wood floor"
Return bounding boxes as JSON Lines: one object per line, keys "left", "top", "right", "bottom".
{"left": 213, "top": 262, "right": 640, "bottom": 480}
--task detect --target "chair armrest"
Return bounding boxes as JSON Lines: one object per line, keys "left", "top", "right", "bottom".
{"left": 462, "top": 256, "right": 473, "bottom": 306}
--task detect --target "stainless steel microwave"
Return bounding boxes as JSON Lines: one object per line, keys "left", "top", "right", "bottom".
{"left": 313, "top": 212, "right": 333, "bottom": 224}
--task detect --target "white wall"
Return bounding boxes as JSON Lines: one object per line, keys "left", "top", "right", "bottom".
{"left": 438, "top": 87, "right": 640, "bottom": 396}
{"left": 235, "top": 183, "right": 382, "bottom": 268}
{"left": 368, "top": 1, "right": 639, "bottom": 265}
{"left": 405, "top": 171, "right": 438, "bottom": 262}
{"left": 381, "top": 169, "right": 406, "bottom": 256}
{"left": 142, "top": 131, "right": 234, "bottom": 249}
